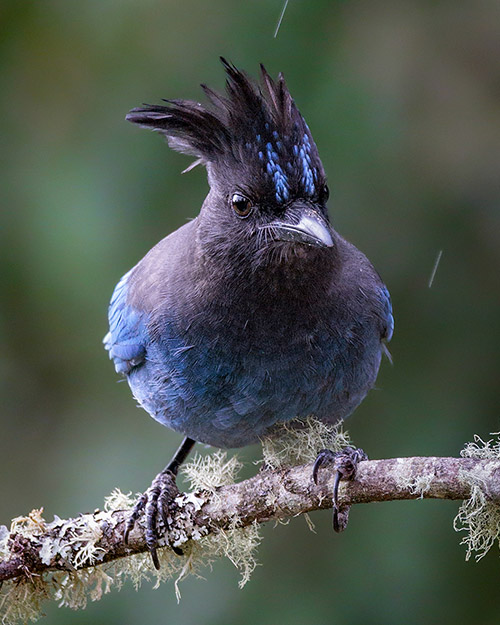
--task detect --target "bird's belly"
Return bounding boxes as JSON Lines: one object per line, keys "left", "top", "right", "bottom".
{"left": 128, "top": 330, "right": 381, "bottom": 449}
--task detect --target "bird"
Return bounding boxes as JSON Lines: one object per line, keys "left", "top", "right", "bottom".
{"left": 104, "top": 59, "right": 394, "bottom": 568}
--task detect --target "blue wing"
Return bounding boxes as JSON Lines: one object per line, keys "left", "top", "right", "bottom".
{"left": 103, "top": 270, "right": 147, "bottom": 374}
{"left": 379, "top": 285, "right": 394, "bottom": 342}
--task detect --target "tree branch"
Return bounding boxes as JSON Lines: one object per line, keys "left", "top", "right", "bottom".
{"left": 2, "top": 455, "right": 499, "bottom": 585}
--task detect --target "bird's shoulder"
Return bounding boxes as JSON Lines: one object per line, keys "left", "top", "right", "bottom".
{"left": 127, "top": 219, "right": 198, "bottom": 311}
{"left": 104, "top": 219, "right": 198, "bottom": 374}
{"left": 334, "top": 236, "right": 393, "bottom": 342}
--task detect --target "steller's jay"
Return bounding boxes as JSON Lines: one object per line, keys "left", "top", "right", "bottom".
{"left": 104, "top": 59, "right": 393, "bottom": 568}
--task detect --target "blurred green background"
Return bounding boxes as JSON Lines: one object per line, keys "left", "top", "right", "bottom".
{"left": 1, "top": 0, "right": 500, "bottom": 623}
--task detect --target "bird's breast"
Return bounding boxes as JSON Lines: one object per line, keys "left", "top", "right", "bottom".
{"left": 128, "top": 296, "right": 382, "bottom": 448}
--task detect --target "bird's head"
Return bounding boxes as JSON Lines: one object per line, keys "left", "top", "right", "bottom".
{"left": 127, "top": 59, "right": 335, "bottom": 268}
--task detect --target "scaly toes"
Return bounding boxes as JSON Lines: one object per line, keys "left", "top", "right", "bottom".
{"left": 124, "top": 492, "right": 147, "bottom": 545}
{"left": 312, "top": 446, "right": 368, "bottom": 533}
{"left": 124, "top": 470, "right": 182, "bottom": 569}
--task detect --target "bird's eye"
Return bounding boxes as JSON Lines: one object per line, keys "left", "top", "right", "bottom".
{"left": 231, "top": 193, "right": 253, "bottom": 218}
{"left": 322, "top": 184, "right": 330, "bottom": 202}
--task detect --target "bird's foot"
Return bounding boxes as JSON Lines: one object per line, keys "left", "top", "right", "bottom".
{"left": 124, "top": 470, "right": 183, "bottom": 569}
{"left": 312, "top": 446, "right": 368, "bottom": 532}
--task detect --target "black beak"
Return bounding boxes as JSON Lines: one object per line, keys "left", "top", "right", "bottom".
{"left": 261, "top": 208, "right": 334, "bottom": 248}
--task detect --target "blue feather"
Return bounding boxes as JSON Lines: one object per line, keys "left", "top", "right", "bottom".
{"left": 104, "top": 270, "right": 147, "bottom": 374}
{"left": 379, "top": 286, "right": 394, "bottom": 342}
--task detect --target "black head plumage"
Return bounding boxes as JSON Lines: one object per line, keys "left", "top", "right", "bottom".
{"left": 126, "top": 59, "right": 327, "bottom": 206}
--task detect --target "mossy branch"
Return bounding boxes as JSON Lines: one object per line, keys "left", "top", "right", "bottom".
{"left": 1, "top": 423, "right": 500, "bottom": 624}
{"left": 2, "top": 455, "right": 500, "bottom": 585}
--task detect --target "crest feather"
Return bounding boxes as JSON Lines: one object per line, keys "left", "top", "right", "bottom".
{"left": 126, "top": 59, "right": 326, "bottom": 202}
{"left": 126, "top": 60, "right": 310, "bottom": 162}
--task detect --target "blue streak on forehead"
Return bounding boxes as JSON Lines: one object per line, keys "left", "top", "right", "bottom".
{"left": 299, "top": 133, "right": 317, "bottom": 196}
{"left": 263, "top": 139, "right": 289, "bottom": 203}
{"left": 251, "top": 129, "right": 320, "bottom": 203}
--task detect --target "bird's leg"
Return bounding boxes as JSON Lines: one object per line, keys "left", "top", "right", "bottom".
{"left": 312, "top": 446, "right": 368, "bottom": 532}
{"left": 124, "top": 436, "right": 196, "bottom": 569}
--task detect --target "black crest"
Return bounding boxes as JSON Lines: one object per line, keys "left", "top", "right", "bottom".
{"left": 127, "top": 59, "right": 326, "bottom": 203}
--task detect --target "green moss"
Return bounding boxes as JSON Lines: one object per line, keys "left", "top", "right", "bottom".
{"left": 454, "top": 433, "right": 500, "bottom": 560}
{"left": 260, "top": 417, "right": 351, "bottom": 469}
{"left": 0, "top": 418, "right": 353, "bottom": 622}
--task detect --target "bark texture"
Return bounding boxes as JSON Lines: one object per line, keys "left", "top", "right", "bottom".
{"left": 1, "top": 455, "right": 499, "bottom": 584}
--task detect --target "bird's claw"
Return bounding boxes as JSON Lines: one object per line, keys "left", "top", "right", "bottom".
{"left": 313, "top": 446, "right": 368, "bottom": 532}
{"left": 123, "top": 492, "right": 147, "bottom": 545}
{"left": 124, "top": 470, "right": 183, "bottom": 569}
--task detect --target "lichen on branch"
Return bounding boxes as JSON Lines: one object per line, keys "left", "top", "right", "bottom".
{"left": 1, "top": 422, "right": 500, "bottom": 625}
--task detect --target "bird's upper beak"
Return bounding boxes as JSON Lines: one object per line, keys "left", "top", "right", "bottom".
{"left": 260, "top": 207, "right": 334, "bottom": 248}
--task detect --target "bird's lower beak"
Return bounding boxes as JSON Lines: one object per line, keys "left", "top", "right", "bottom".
{"left": 262, "top": 209, "right": 334, "bottom": 248}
